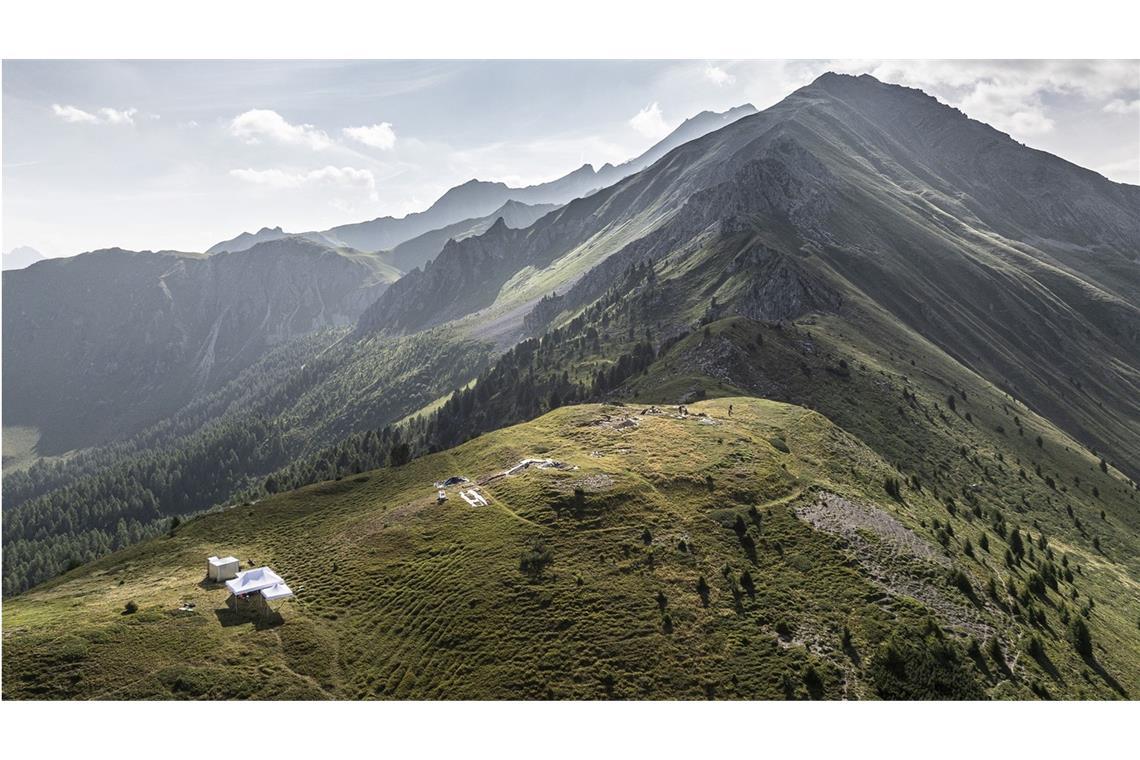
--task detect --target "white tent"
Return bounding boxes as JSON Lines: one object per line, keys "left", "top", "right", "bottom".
{"left": 260, "top": 582, "right": 294, "bottom": 601}
{"left": 225, "top": 566, "right": 293, "bottom": 601}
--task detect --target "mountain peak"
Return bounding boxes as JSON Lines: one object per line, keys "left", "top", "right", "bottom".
{"left": 3, "top": 245, "right": 45, "bottom": 271}
{"left": 808, "top": 71, "right": 882, "bottom": 89}
{"left": 565, "top": 163, "right": 596, "bottom": 178}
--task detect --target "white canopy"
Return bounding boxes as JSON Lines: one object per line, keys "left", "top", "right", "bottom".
{"left": 260, "top": 582, "right": 294, "bottom": 601}
{"left": 225, "top": 566, "right": 283, "bottom": 596}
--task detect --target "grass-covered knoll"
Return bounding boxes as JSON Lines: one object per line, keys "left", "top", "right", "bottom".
{"left": 629, "top": 318, "right": 1140, "bottom": 695}
{"left": 5, "top": 398, "right": 1134, "bottom": 699}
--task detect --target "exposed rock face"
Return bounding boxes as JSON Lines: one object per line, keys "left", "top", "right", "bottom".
{"left": 795, "top": 491, "right": 996, "bottom": 639}
{"left": 355, "top": 218, "right": 527, "bottom": 334}
{"left": 386, "top": 200, "right": 560, "bottom": 274}
{"left": 728, "top": 246, "right": 841, "bottom": 322}
{"left": 3, "top": 239, "right": 395, "bottom": 453}
{"left": 520, "top": 141, "right": 841, "bottom": 337}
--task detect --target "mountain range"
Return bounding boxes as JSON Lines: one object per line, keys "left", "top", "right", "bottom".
{"left": 3, "top": 75, "right": 1138, "bottom": 701}
{"left": 3, "top": 239, "right": 399, "bottom": 453}
{"left": 2, "top": 246, "right": 44, "bottom": 270}
{"left": 204, "top": 103, "right": 758, "bottom": 257}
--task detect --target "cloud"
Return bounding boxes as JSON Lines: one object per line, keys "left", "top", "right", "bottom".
{"left": 228, "top": 165, "right": 377, "bottom": 200}
{"left": 343, "top": 122, "right": 397, "bottom": 150}
{"left": 704, "top": 64, "right": 735, "bottom": 87}
{"left": 229, "top": 109, "right": 332, "bottom": 150}
{"left": 52, "top": 104, "right": 138, "bottom": 125}
{"left": 52, "top": 104, "right": 98, "bottom": 123}
{"left": 629, "top": 102, "right": 672, "bottom": 140}
{"left": 98, "top": 107, "right": 138, "bottom": 125}
{"left": 1095, "top": 157, "right": 1140, "bottom": 185}
{"left": 1104, "top": 98, "right": 1140, "bottom": 115}
{"left": 946, "top": 78, "right": 1056, "bottom": 136}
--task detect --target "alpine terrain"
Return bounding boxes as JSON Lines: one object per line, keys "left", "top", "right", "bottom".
{"left": 3, "top": 73, "right": 1138, "bottom": 701}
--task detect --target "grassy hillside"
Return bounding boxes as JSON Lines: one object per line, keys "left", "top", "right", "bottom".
{"left": 2, "top": 326, "right": 494, "bottom": 596}
{"left": 5, "top": 399, "right": 1135, "bottom": 699}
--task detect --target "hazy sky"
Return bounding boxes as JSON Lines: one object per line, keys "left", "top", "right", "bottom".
{"left": 4, "top": 59, "right": 1138, "bottom": 258}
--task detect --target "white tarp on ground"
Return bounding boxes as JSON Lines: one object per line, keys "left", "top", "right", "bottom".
{"left": 226, "top": 566, "right": 284, "bottom": 596}
{"left": 460, "top": 489, "right": 488, "bottom": 507}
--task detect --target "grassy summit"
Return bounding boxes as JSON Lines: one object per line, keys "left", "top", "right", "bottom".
{"left": 5, "top": 397, "right": 1135, "bottom": 699}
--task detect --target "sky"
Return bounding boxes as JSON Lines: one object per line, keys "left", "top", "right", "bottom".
{"left": 3, "top": 59, "right": 1138, "bottom": 258}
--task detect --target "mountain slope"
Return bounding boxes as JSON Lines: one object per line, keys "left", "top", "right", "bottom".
{"left": 386, "top": 200, "right": 560, "bottom": 273}
{"left": 320, "top": 104, "right": 757, "bottom": 253}
{"left": 593, "top": 103, "right": 759, "bottom": 186}
{"left": 205, "top": 227, "right": 346, "bottom": 255}
{"left": 358, "top": 73, "right": 1140, "bottom": 479}
{"left": 5, "top": 396, "right": 1136, "bottom": 699}
{"left": 2, "top": 239, "right": 400, "bottom": 453}
{"left": 4, "top": 72, "right": 1139, "bottom": 704}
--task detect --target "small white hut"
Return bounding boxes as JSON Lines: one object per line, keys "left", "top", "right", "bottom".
{"left": 206, "top": 555, "right": 241, "bottom": 582}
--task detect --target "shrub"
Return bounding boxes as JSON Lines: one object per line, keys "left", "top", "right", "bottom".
{"left": 123, "top": 601, "right": 139, "bottom": 615}
{"left": 1069, "top": 618, "right": 1093, "bottom": 658}
{"left": 740, "top": 569, "right": 756, "bottom": 597}
{"left": 803, "top": 664, "right": 823, "bottom": 695}
{"left": 696, "top": 575, "right": 710, "bottom": 607}
{"left": 519, "top": 539, "right": 553, "bottom": 579}
{"left": 871, "top": 625, "right": 984, "bottom": 700}
{"left": 1009, "top": 528, "right": 1025, "bottom": 559}
{"left": 948, "top": 569, "right": 973, "bottom": 596}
